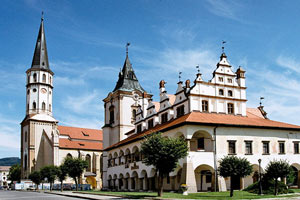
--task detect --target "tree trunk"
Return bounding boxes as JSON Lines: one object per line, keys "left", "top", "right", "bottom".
{"left": 274, "top": 179, "right": 278, "bottom": 196}
{"left": 61, "top": 181, "right": 63, "bottom": 192}
{"left": 230, "top": 176, "right": 234, "bottom": 197}
{"left": 75, "top": 178, "right": 78, "bottom": 191}
{"left": 50, "top": 182, "right": 52, "bottom": 191}
{"left": 157, "top": 172, "right": 164, "bottom": 197}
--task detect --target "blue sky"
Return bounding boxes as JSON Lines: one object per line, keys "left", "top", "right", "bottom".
{"left": 1, "top": 0, "right": 300, "bottom": 158}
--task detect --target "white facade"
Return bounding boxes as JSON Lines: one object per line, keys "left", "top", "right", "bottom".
{"left": 0, "top": 167, "right": 10, "bottom": 187}
{"left": 103, "top": 52, "right": 300, "bottom": 192}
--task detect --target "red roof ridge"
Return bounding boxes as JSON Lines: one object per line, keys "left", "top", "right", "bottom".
{"left": 58, "top": 125, "right": 102, "bottom": 132}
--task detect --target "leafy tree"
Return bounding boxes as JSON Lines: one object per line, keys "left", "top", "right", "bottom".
{"left": 64, "top": 157, "right": 88, "bottom": 191}
{"left": 265, "top": 160, "right": 290, "bottom": 195}
{"left": 218, "top": 156, "right": 252, "bottom": 197}
{"left": 40, "top": 165, "right": 59, "bottom": 191}
{"left": 29, "top": 171, "right": 42, "bottom": 190}
{"left": 8, "top": 164, "right": 21, "bottom": 183}
{"left": 57, "top": 163, "right": 68, "bottom": 192}
{"left": 140, "top": 132, "right": 188, "bottom": 197}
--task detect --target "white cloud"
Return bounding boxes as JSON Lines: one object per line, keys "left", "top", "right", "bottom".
{"left": 0, "top": 115, "right": 20, "bottom": 150}
{"left": 55, "top": 76, "right": 85, "bottom": 86}
{"left": 205, "top": 0, "right": 244, "bottom": 21}
{"left": 276, "top": 55, "right": 300, "bottom": 73}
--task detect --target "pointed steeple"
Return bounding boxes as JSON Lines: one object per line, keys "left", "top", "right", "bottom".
{"left": 113, "top": 48, "right": 146, "bottom": 93}
{"left": 31, "top": 13, "right": 51, "bottom": 71}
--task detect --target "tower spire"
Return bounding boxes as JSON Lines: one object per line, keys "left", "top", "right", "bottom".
{"left": 31, "top": 13, "right": 51, "bottom": 71}
{"left": 126, "top": 42, "right": 130, "bottom": 57}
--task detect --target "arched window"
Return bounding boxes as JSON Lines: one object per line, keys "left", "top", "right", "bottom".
{"left": 27, "top": 75, "right": 30, "bottom": 84}
{"left": 49, "top": 104, "right": 51, "bottom": 112}
{"left": 219, "top": 89, "right": 224, "bottom": 96}
{"left": 109, "top": 106, "right": 114, "bottom": 124}
{"left": 50, "top": 76, "right": 52, "bottom": 84}
{"left": 86, "top": 154, "right": 91, "bottom": 172}
{"left": 33, "top": 73, "right": 37, "bottom": 82}
{"left": 42, "top": 74, "right": 46, "bottom": 83}
{"left": 132, "top": 109, "right": 136, "bottom": 121}
{"left": 33, "top": 102, "right": 36, "bottom": 110}
{"left": 24, "top": 131, "right": 27, "bottom": 142}
{"left": 228, "top": 90, "right": 233, "bottom": 97}
{"left": 66, "top": 153, "right": 72, "bottom": 159}
{"left": 27, "top": 90, "right": 30, "bottom": 95}
{"left": 42, "top": 102, "right": 46, "bottom": 110}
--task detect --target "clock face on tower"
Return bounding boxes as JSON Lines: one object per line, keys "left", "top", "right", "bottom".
{"left": 41, "top": 88, "right": 47, "bottom": 94}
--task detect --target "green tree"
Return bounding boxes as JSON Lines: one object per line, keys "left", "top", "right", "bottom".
{"left": 40, "top": 165, "right": 59, "bottom": 191}
{"left": 57, "top": 163, "right": 68, "bottom": 192}
{"left": 265, "top": 160, "right": 290, "bottom": 195}
{"left": 218, "top": 156, "right": 252, "bottom": 197}
{"left": 64, "top": 157, "right": 88, "bottom": 191}
{"left": 29, "top": 171, "right": 42, "bottom": 190}
{"left": 8, "top": 164, "right": 21, "bottom": 183}
{"left": 140, "top": 132, "right": 188, "bottom": 197}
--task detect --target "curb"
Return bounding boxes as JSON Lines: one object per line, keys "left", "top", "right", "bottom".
{"left": 44, "top": 191, "right": 101, "bottom": 200}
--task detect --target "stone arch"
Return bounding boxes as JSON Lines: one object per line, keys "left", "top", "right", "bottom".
{"left": 125, "top": 148, "right": 131, "bottom": 164}
{"left": 132, "top": 146, "right": 140, "bottom": 162}
{"left": 119, "top": 150, "right": 124, "bottom": 165}
{"left": 194, "top": 164, "right": 214, "bottom": 192}
{"left": 244, "top": 164, "right": 264, "bottom": 188}
{"left": 113, "top": 152, "right": 118, "bottom": 166}
{"left": 66, "top": 153, "right": 72, "bottom": 158}
{"left": 190, "top": 130, "right": 213, "bottom": 152}
{"left": 108, "top": 153, "right": 112, "bottom": 168}
{"left": 131, "top": 171, "right": 139, "bottom": 190}
{"left": 140, "top": 170, "right": 148, "bottom": 191}
{"left": 174, "top": 131, "right": 185, "bottom": 139}
{"left": 291, "top": 163, "right": 300, "bottom": 187}
{"left": 108, "top": 175, "right": 112, "bottom": 189}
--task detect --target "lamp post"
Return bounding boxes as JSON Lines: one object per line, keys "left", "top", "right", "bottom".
{"left": 258, "top": 159, "right": 263, "bottom": 195}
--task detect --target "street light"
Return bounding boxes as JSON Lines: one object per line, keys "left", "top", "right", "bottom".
{"left": 258, "top": 159, "right": 263, "bottom": 195}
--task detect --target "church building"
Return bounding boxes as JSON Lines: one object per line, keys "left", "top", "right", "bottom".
{"left": 20, "top": 16, "right": 103, "bottom": 189}
{"left": 103, "top": 48, "right": 300, "bottom": 192}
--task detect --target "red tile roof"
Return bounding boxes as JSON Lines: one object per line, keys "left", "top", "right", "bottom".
{"left": 58, "top": 126, "right": 103, "bottom": 150}
{"left": 58, "top": 126, "right": 102, "bottom": 141}
{"left": 105, "top": 108, "right": 300, "bottom": 151}
{"left": 59, "top": 138, "right": 102, "bottom": 151}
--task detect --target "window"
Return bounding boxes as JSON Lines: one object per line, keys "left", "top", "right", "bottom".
{"left": 33, "top": 88, "right": 37, "bottom": 92}
{"left": 25, "top": 131, "right": 27, "bottom": 142}
{"left": 294, "top": 142, "right": 299, "bottom": 154}
{"left": 176, "top": 105, "right": 185, "bottom": 117}
{"left": 132, "top": 109, "right": 137, "bottom": 121}
{"left": 86, "top": 154, "right": 91, "bottom": 172}
{"left": 262, "top": 141, "right": 269, "bottom": 154}
{"left": 109, "top": 106, "right": 114, "bottom": 124}
{"left": 49, "top": 104, "right": 51, "bottom": 112}
{"left": 218, "top": 77, "right": 224, "bottom": 82}
{"left": 50, "top": 76, "right": 52, "bottom": 84}
{"left": 27, "top": 76, "right": 30, "bottom": 84}
{"left": 228, "top": 90, "right": 233, "bottom": 97}
{"left": 33, "top": 73, "right": 37, "bottom": 82}
{"left": 228, "top": 140, "right": 236, "bottom": 154}
{"left": 24, "top": 154, "right": 27, "bottom": 170}
{"left": 197, "top": 138, "right": 204, "bottom": 150}
{"left": 161, "top": 112, "right": 168, "bottom": 123}
{"left": 137, "top": 124, "right": 142, "bottom": 133}
{"left": 219, "top": 89, "right": 224, "bottom": 96}
{"left": 27, "top": 90, "right": 30, "bottom": 95}
{"left": 42, "top": 74, "right": 46, "bottom": 83}
{"left": 42, "top": 102, "right": 46, "bottom": 110}
{"left": 206, "top": 171, "right": 212, "bottom": 183}
{"left": 66, "top": 153, "right": 72, "bottom": 158}
{"left": 33, "top": 102, "right": 36, "bottom": 110}
{"left": 148, "top": 119, "right": 154, "bottom": 129}
{"left": 228, "top": 78, "right": 233, "bottom": 83}
{"left": 228, "top": 103, "right": 234, "bottom": 114}
{"left": 245, "top": 141, "right": 252, "bottom": 154}
{"left": 279, "top": 141, "right": 285, "bottom": 154}
{"left": 202, "top": 100, "right": 209, "bottom": 112}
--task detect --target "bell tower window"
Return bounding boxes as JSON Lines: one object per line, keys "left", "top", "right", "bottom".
{"left": 42, "top": 74, "right": 46, "bottom": 83}
{"left": 33, "top": 73, "right": 37, "bottom": 82}
{"left": 219, "top": 89, "right": 224, "bottom": 96}
{"left": 33, "top": 102, "right": 36, "bottom": 110}
{"left": 49, "top": 104, "right": 52, "bottom": 112}
{"left": 132, "top": 109, "right": 137, "bottom": 121}
{"left": 42, "top": 102, "right": 46, "bottom": 110}
{"left": 27, "top": 75, "right": 30, "bottom": 84}
{"left": 109, "top": 106, "right": 114, "bottom": 124}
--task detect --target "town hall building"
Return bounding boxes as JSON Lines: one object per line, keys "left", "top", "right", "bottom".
{"left": 102, "top": 48, "right": 300, "bottom": 192}
{"left": 20, "top": 16, "right": 103, "bottom": 189}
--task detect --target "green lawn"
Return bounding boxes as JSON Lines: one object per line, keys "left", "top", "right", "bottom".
{"left": 76, "top": 190, "right": 300, "bottom": 199}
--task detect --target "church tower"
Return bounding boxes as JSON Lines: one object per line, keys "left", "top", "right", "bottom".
{"left": 21, "top": 15, "right": 59, "bottom": 179}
